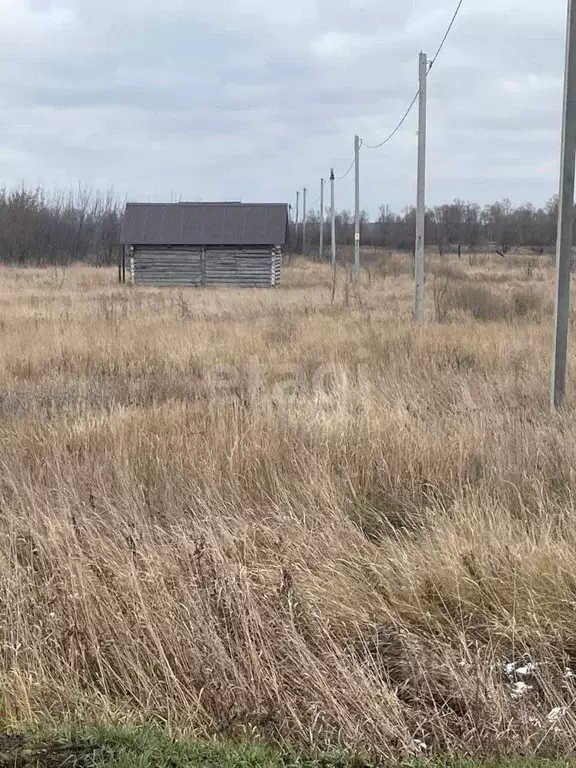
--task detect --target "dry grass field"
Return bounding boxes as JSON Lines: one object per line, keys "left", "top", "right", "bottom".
{"left": 2, "top": 252, "right": 576, "bottom": 759}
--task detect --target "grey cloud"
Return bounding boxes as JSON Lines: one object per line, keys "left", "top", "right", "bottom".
{"left": 0, "top": 0, "right": 571, "bottom": 214}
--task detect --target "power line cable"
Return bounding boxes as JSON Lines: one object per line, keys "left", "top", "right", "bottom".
{"left": 362, "top": 0, "right": 465, "bottom": 150}
{"left": 334, "top": 139, "right": 363, "bottom": 179}
{"left": 362, "top": 90, "right": 420, "bottom": 149}
{"left": 429, "top": 0, "right": 464, "bottom": 70}
{"left": 334, "top": 157, "right": 356, "bottom": 180}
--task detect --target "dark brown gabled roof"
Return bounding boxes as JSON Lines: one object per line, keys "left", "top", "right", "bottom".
{"left": 120, "top": 202, "right": 288, "bottom": 246}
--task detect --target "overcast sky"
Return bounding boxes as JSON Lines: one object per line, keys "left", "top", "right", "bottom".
{"left": 0, "top": 0, "right": 569, "bottom": 216}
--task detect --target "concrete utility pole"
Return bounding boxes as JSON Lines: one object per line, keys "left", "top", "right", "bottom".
{"left": 319, "top": 178, "right": 325, "bottom": 261}
{"left": 295, "top": 190, "right": 300, "bottom": 253}
{"left": 354, "top": 134, "right": 361, "bottom": 283}
{"left": 414, "top": 51, "right": 428, "bottom": 322}
{"left": 303, "top": 187, "right": 307, "bottom": 254}
{"left": 552, "top": 0, "right": 576, "bottom": 409}
{"left": 330, "top": 169, "right": 336, "bottom": 266}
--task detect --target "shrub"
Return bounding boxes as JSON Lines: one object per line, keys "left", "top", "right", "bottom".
{"left": 375, "top": 252, "right": 413, "bottom": 278}
{"left": 512, "top": 287, "right": 543, "bottom": 318}
{"left": 434, "top": 281, "right": 544, "bottom": 323}
{"left": 430, "top": 264, "right": 467, "bottom": 282}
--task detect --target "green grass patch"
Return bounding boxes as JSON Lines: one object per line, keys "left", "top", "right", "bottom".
{"left": 0, "top": 724, "right": 371, "bottom": 768}
{"left": 2, "top": 725, "right": 576, "bottom": 768}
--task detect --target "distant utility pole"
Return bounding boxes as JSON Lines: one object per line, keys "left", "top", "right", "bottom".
{"left": 330, "top": 169, "right": 336, "bottom": 266}
{"left": 552, "top": 0, "right": 576, "bottom": 409}
{"left": 354, "top": 134, "right": 361, "bottom": 283}
{"left": 303, "top": 187, "right": 307, "bottom": 254}
{"left": 295, "top": 190, "right": 300, "bottom": 253}
{"left": 414, "top": 51, "right": 428, "bottom": 322}
{"left": 319, "top": 178, "right": 325, "bottom": 261}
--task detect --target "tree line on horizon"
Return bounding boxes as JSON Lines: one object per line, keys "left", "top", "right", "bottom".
{"left": 0, "top": 185, "right": 122, "bottom": 266}
{"left": 298, "top": 196, "right": 561, "bottom": 255}
{"left": 0, "top": 184, "right": 565, "bottom": 266}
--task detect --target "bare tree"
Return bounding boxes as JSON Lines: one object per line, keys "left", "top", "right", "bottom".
{"left": 0, "top": 184, "right": 122, "bottom": 266}
{"left": 0, "top": 185, "right": 568, "bottom": 267}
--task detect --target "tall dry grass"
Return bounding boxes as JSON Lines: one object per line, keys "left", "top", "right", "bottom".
{"left": 1, "top": 255, "right": 576, "bottom": 757}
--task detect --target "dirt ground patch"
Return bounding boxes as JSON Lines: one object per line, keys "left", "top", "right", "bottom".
{"left": 0, "top": 733, "right": 95, "bottom": 767}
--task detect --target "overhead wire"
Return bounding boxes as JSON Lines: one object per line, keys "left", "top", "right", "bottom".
{"left": 362, "top": 91, "right": 420, "bottom": 150}
{"left": 362, "top": 0, "right": 465, "bottom": 151}
{"left": 429, "top": 0, "right": 464, "bottom": 70}
{"left": 334, "top": 156, "right": 356, "bottom": 180}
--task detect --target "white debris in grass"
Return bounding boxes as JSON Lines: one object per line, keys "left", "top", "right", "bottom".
{"left": 511, "top": 681, "right": 533, "bottom": 698}
{"left": 504, "top": 656, "right": 536, "bottom": 680}
{"left": 413, "top": 739, "right": 427, "bottom": 752}
{"left": 504, "top": 659, "right": 535, "bottom": 678}
{"left": 504, "top": 659, "right": 537, "bottom": 687}
{"left": 504, "top": 662, "right": 517, "bottom": 678}
{"left": 547, "top": 707, "right": 567, "bottom": 723}
{"left": 515, "top": 663, "right": 536, "bottom": 678}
